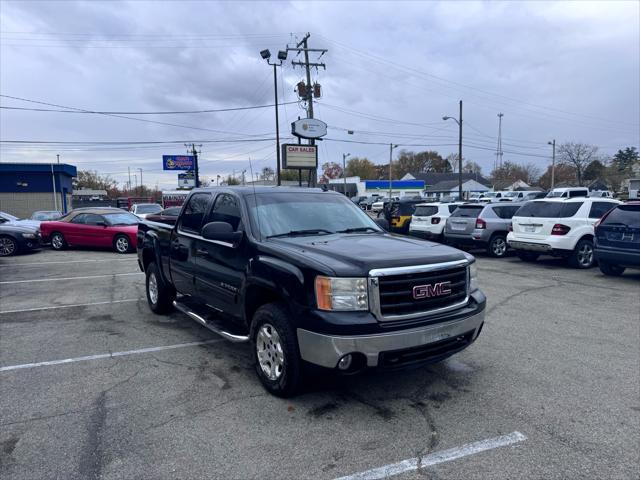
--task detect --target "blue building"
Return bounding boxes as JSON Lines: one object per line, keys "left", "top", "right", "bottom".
{"left": 0, "top": 163, "right": 77, "bottom": 217}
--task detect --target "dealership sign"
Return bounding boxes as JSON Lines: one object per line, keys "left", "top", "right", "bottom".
{"left": 178, "top": 172, "right": 195, "bottom": 188}
{"left": 291, "top": 118, "right": 327, "bottom": 139}
{"left": 163, "top": 155, "right": 194, "bottom": 171}
{"left": 281, "top": 144, "right": 318, "bottom": 169}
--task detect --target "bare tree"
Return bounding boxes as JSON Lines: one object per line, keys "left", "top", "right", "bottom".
{"left": 557, "top": 142, "right": 599, "bottom": 186}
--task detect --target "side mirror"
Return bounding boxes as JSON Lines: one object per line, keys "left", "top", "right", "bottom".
{"left": 375, "top": 218, "right": 390, "bottom": 231}
{"left": 201, "top": 221, "right": 243, "bottom": 247}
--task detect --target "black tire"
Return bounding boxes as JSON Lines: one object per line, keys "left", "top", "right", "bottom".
{"left": 487, "top": 234, "right": 508, "bottom": 258}
{"left": 113, "top": 234, "right": 131, "bottom": 254}
{"left": 516, "top": 251, "right": 539, "bottom": 262}
{"left": 50, "top": 232, "right": 67, "bottom": 250}
{"left": 0, "top": 235, "right": 18, "bottom": 257}
{"left": 250, "top": 303, "right": 302, "bottom": 398}
{"left": 145, "top": 262, "right": 175, "bottom": 314}
{"left": 599, "top": 262, "right": 625, "bottom": 276}
{"left": 568, "top": 238, "right": 595, "bottom": 269}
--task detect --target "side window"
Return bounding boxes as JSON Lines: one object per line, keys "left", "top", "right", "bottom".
{"left": 492, "top": 207, "right": 506, "bottom": 219}
{"left": 206, "top": 194, "right": 242, "bottom": 231}
{"left": 589, "top": 202, "right": 616, "bottom": 219}
{"left": 179, "top": 193, "right": 211, "bottom": 233}
{"left": 84, "top": 214, "right": 103, "bottom": 225}
{"left": 448, "top": 205, "right": 458, "bottom": 214}
{"left": 569, "top": 190, "right": 588, "bottom": 198}
{"left": 71, "top": 214, "right": 88, "bottom": 224}
{"left": 492, "top": 206, "right": 519, "bottom": 219}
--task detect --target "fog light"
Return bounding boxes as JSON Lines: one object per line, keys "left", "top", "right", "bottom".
{"left": 337, "top": 354, "right": 353, "bottom": 371}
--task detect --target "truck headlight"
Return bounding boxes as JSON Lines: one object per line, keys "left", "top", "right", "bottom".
{"left": 469, "top": 262, "right": 479, "bottom": 292}
{"left": 21, "top": 232, "right": 37, "bottom": 239}
{"left": 315, "top": 276, "right": 368, "bottom": 311}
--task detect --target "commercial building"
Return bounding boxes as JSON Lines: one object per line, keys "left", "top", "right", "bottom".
{"left": 0, "top": 163, "right": 77, "bottom": 218}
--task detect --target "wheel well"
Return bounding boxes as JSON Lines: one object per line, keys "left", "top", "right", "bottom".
{"left": 576, "top": 234, "right": 594, "bottom": 245}
{"left": 244, "top": 285, "right": 285, "bottom": 324}
{"left": 142, "top": 248, "right": 155, "bottom": 270}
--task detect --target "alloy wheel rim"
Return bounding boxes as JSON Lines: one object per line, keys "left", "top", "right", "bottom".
{"left": 52, "top": 235, "right": 63, "bottom": 249}
{"left": 116, "top": 237, "right": 128, "bottom": 252}
{"left": 493, "top": 238, "right": 507, "bottom": 256}
{"left": 578, "top": 244, "right": 593, "bottom": 266}
{"left": 256, "top": 323, "right": 284, "bottom": 381}
{"left": 0, "top": 238, "right": 15, "bottom": 256}
{"left": 148, "top": 272, "right": 158, "bottom": 304}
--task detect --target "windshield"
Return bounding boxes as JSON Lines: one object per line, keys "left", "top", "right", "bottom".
{"left": 546, "top": 191, "right": 564, "bottom": 198}
{"left": 136, "top": 204, "right": 163, "bottom": 214}
{"left": 248, "top": 192, "right": 381, "bottom": 238}
{"left": 601, "top": 205, "right": 640, "bottom": 228}
{"left": 504, "top": 192, "right": 519, "bottom": 198}
{"left": 31, "top": 211, "right": 61, "bottom": 220}
{"left": 104, "top": 213, "right": 140, "bottom": 225}
{"left": 484, "top": 192, "right": 499, "bottom": 198}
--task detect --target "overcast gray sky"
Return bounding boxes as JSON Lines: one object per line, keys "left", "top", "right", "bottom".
{"left": 1, "top": 0, "right": 638, "bottom": 190}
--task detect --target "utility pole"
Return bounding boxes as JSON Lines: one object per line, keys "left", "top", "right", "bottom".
{"left": 342, "top": 153, "right": 350, "bottom": 195}
{"left": 56, "top": 154, "right": 60, "bottom": 164}
{"left": 185, "top": 143, "right": 201, "bottom": 188}
{"left": 260, "top": 48, "right": 287, "bottom": 185}
{"left": 548, "top": 139, "right": 556, "bottom": 190}
{"left": 290, "top": 33, "right": 327, "bottom": 188}
{"left": 50, "top": 162, "right": 58, "bottom": 212}
{"left": 128, "top": 167, "right": 131, "bottom": 195}
{"left": 138, "top": 168, "right": 143, "bottom": 196}
{"left": 389, "top": 144, "right": 398, "bottom": 199}
{"left": 458, "top": 101, "right": 463, "bottom": 200}
{"left": 496, "top": 113, "right": 504, "bottom": 170}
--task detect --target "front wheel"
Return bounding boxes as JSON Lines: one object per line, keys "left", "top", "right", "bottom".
{"left": 599, "top": 262, "right": 625, "bottom": 276}
{"left": 51, "top": 232, "right": 66, "bottom": 250}
{"left": 250, "top": 303, "right": 302, "bottom": 397}
{"left": 145, "top": 262, "right": 175, "bottom": 314}
{"left": 113, "top": 234, "right": 131, "bottom": 254}
{"left": 0, "top": 236, "right": 18, "bottom": 256}
{"left": 569, "top": 239, "right": 594, "bottom": 269}
{"left": 487, "top": 234, "right": 508, "bottom": 258}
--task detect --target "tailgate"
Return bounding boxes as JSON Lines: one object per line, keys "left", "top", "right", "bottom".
{"left": 597, "top": 225, "right": 640, "bottom": 251}
{"left": 446, "top": 217, "right": 476, "bottom": 234}
{"left": 512, "top": 216, "right": 556, "bottom": 238}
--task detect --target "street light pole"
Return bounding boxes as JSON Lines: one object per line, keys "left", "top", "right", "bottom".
{"left": 261, "top": 49, "right": 287, "bottom": 186}
{"left": 548, "top": 139, "right": 556, "bottom": 190}
{"left": 342, "top": 152, "right": 350, "bottom": 195}
{"left": 443, "top": 100, "right": 464, "bottom": 200}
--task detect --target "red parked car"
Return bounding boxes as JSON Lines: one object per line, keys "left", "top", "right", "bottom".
{"left": 40, "top": 208, "right": 140, "bottom": 254}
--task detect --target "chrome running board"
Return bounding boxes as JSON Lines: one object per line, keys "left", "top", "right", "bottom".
{"left": 172, "top": 300, "right": 249, "bottom": 343}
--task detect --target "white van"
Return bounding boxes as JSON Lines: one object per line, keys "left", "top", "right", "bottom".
{"left": 546, "top": 187, "right": 589, "bottom": 199}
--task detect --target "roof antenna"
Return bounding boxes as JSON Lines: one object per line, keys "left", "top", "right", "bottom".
{"left": 247, "top": 156, "right": 262, "bottom": 241}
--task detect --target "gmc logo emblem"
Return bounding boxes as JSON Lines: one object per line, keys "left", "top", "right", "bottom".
{"left": 413, "top": 281, "right": 452, "bottom": 299}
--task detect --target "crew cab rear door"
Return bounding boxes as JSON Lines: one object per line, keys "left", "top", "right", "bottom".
{"left": 171, "top": 192, "right": 213, "bottom": 296}
{"left": 194, "top": 192, "right": 246, "bottom": 320}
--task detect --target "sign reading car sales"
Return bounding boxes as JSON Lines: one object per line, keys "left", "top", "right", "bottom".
{"left": 162, "top": 155, "right": 194, "bottom": 171}
{"left": 281, "top": 144, "right": 318, "bottom": 169}
{"left": 291, "top": 118, "right": 327, "bottom": 139}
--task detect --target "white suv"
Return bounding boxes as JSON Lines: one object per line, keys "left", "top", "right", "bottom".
{"left": 409, "top": 202, "right": 462, "bottom": 240}
{"left": 507, "top": 197, "right": 621, "bottom": 268}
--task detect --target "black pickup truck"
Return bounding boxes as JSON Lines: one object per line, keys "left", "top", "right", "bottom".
{"left": 137, "top": 187, "right": 486, "bottom": 397}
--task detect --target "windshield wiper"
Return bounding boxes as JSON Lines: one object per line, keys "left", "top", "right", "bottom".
{"left": 266, "top": 229, "right": 334, "bottom": 239}
{"left": 335, "top": 226, "right": 379, "bottom": 234}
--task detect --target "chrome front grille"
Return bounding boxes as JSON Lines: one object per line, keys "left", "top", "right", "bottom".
{"left": 368, "top": 260, "right": 469, "bottom": 322}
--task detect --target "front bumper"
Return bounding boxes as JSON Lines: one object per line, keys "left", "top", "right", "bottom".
{"left": 297, "top": 308, "right": 484, "bottom": 369}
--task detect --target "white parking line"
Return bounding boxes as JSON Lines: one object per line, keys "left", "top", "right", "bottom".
{"left": 0, "top": 272, "right": 143, "bottom": 285}
{"left": 3, "top": 258, "right": 134, "bottom": 267}
{"left": 334, "top": 431, "right": 527, "bottom": 480}
{"left": 0, "top": 339, "right": 223, "bottom": 372}
{"left": 0, "top": 298, "right": 142, "bottom": 315}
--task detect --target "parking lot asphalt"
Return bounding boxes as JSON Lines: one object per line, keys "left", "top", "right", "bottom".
{"left": 1, "top": 248, "right": 638, "bottom": 480}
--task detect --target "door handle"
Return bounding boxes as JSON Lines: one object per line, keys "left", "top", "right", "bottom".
{"left": 196, "top": 248, "right": 209, "bottom": 256}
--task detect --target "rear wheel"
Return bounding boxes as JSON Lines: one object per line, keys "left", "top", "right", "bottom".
{"left": 599, "top": 262, "right": 625, "bottom": 276}
{"left": 50, "top": 232, "right": 66, "bottom": 250}
{"left": 113, "top": 234, "right": 131, "bottom": 254}
{"left": 250, "top": 303, "right": 302, "bottom": 397}
{"left": 487, "top": 234, "right": 508, "bottom": 258}
{"left": 569, "top": 239, "right": 594, "bottom": 269}
{"left": 0, "top": 236, "right": 18, "bottom": 256}
{"left": 516, "top": 251, "right": 539, "bottom": 262}
{"left": 145, "top": 262, "right": 175, "bottom": 314}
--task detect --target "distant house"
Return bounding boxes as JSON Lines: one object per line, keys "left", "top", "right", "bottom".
{"left": 492, "top": 179, "right": 530, "bottom": 191}
{"left": 424, "top": 179, "right": 490, "bottom": 199}
{"left": 402, "top": 172, "right": 492, "bottom": 187}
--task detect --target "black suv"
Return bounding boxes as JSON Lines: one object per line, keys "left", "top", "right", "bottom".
{"left": 594, "top": 202, "right": 640, "bottom": 276}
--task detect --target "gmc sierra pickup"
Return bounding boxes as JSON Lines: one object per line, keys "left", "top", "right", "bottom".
{"left": 137, "top": 187, "right": 486, "bottom": 397}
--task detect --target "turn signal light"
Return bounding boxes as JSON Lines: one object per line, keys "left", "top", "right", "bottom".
{"left": 475, "top": 218, "right": 487, "bottom": 229}
{"left": 431, "top": 217, "right": 441, "bottom": 224}
{"left": 551, "top": 223, "right": 571, "bottom": 235}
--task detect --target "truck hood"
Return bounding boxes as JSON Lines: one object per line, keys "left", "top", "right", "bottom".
{"left": 267, "top": 232, "right": 470, "bottom": 276}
